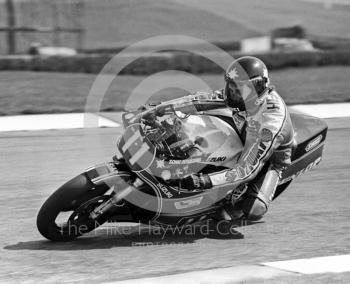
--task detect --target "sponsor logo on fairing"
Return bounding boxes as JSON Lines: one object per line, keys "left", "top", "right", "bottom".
{"left": 208, "top": 156, "right": 227, "bottom": 162}
{"left": 157, "top": 183, "right": 173, "bottom": 198}
{"left": 160, "top": 170, "right": 171, "bottom": 181}
{"left": 174, "top": 196, "right": 204, "bottom": 209}
{"left": 156, "top": 160, "right": 165, "bottom": 168}
{"left": 280, "top": 156, "right": 322, "bottom": 184}
{"left": 168, "top": 158, "right": 201, "bottom": 164}
{"left": 305, "top": 135, "right": 323, "bottom": 152}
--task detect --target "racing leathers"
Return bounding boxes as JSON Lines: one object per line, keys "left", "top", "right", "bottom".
{"left": 180, "top": 87, "right": 295, "bottom": 220}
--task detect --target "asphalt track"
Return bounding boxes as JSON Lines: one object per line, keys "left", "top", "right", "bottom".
{"left": 0, "top": 118, "right": 350, "bottom": 283}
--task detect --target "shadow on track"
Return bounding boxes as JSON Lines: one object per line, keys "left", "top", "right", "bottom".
{"left": 4, "top": 221, "right": 262, "bottom": 251}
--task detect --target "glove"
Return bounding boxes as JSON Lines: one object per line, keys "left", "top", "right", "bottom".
{"left": 180, "top": 173, "right": 212, "bottom": 190}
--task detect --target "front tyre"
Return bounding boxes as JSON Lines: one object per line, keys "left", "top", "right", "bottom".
{"left": 36, "top": 173, "right": 110, "bottom": 241}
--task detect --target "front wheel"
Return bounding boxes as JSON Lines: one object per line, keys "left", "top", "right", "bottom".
{"left": 36, "top": 174, "right": 111, "bottom": 241}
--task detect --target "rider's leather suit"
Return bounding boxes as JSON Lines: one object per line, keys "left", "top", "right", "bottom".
{"left": 189, "top": 87, "right": 295, "bottom": 220}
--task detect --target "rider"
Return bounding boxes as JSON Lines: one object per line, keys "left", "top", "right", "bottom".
{"left": 180, "top": 56, "right": 295, "bottom": 221}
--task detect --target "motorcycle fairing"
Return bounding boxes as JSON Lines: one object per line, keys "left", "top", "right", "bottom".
{"left": 85, "top": 162, "right": 134, "bottom": 187}
{"left": 135, "top": 169, "right": 232, "bottom": 225}
{"left": 118, "top": 102, "right": 244, "bottom": 181}
{"left": 278, "top": 113, "right": 328, "bottom": 184}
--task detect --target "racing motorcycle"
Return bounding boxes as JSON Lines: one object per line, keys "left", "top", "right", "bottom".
{"left": 37, "top": 95, "right": 328, "bottom": 241}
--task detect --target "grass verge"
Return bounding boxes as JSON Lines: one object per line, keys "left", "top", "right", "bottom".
{"left": 1, "top": 66, "right": 349, "bottom": 116}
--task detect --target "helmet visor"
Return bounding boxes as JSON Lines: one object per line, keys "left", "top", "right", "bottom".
{"left": 224, "top": 81, "right": 246, "bottom": 110}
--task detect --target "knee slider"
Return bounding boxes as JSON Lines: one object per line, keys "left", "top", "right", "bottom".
{"left": 240, "top": 196, "right": 268, "bottom": 221}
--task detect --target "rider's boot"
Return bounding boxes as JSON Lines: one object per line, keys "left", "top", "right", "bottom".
{"left": 236, "top": 166, "right": 280, "bottom": 221}
{"left": 213, "top": 184, "right": 247, "bottom": 222}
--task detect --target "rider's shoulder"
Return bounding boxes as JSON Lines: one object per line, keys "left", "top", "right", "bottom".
{"left": 264, "top": 88, "right": 285, "bottom": 107}
{"left": 258, "top": 88, "right": 287, "bottom": 119}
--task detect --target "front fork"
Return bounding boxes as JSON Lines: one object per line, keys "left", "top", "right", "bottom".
{"left": 89, "top": 177, "right": 144, "bottom": 220}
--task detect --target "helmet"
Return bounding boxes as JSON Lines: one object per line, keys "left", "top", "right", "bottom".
{"left": 223, "top": 56, "right": 269, "bottom": 111}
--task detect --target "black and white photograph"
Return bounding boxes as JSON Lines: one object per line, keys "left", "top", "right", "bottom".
{"left": 0, "top": 0, "right": 349, "bottom": 283}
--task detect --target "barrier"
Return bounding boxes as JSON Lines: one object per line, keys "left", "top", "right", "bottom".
{"left": 1, "top": 50, "right": 350, "bottom": 74}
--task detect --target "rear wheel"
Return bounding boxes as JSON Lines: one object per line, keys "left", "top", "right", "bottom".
{"left": 37, "top": 174, "right": 111, "bottom": 241}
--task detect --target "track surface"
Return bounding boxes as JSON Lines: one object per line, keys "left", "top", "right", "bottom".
{"left": 0, "top": 121, "right": 350, "bottom": 283}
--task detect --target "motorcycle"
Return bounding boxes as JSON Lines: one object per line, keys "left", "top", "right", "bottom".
{"left": 37, "top": 95, "right": 328, "bottom": 241}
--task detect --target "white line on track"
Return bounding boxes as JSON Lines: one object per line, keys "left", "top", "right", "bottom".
{"left": 300, "top": 0, "right": 350, "bottom": 6}
{"left": 0, "top": 113, "right": 119, "bottom": 132}
{"left": 1, "top": 103, "right": 349, "bottom": 133}
{"left": 0, "top": 103, "right": 349, "bottom": 132}
{"left": 289, "top": 103, "right": 350, "bottom": 118}
{"left": 263, "top": 254, "right": 350, "bottom": 274}
{"left": 106, "top": 265, "right": 294, "bottom": 284}
{"left": 107, "top": 254, "right": 350, "bottom": 284}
